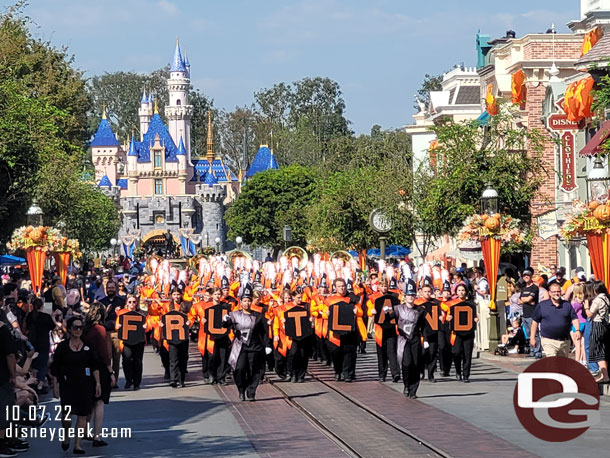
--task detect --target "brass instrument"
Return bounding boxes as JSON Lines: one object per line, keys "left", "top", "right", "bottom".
{"left": 145, "top": 255, "right": 163, "bottom": 274}
{"left": 282, "top": 246, "right": 309, "bottom": 270}
{"left": 227, "top": 249, "right": 253, "bottom": 269}
{"left": 330, "top": 250, "right": 353, "bottom": 264}
{"left": 188, "top": 254, "right": 207, "bottom": 272}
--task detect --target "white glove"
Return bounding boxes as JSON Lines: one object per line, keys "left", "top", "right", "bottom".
{"left": 383, "top": 306, "right": 390, "bottom": 313}
{"left": 265, "top": 347, "right": 272, "bottom": 355}
{"left": 222, "top": 314, "right": 230, "bottom": 322}
{"left": 423, "top": 341, "right": 430, "bottom": 349}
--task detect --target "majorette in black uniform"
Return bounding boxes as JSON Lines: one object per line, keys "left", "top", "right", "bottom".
{"left": 164, "top": 288, "right": 191, "bottom": 388}
{"left": 206, "top": 288, "right": 232, "bottom": 385}
{"left": 438, "top": 281, "right": 454, "bottom": 376}
{"left": 395, "top": 279, "right": 427, "bottom": 399}
{"left": 224, "top": 283, "right": 267, "bottom": 401}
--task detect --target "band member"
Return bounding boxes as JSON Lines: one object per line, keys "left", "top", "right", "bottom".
{"left": 116, "top": 295, "right": 146, "bottom": 390}
{"left": 208, "top": 288, "right": 232, "bottom": 385}
{"left": 224, "top": 284, "right": 267, "bottom": 401}
{"left": 438, "top": 281, "right": 455, "bottom": 376}
{"left": 419, "top": 284, "right": 440, "bottom": 382}
{"left": 284, "top": 288, "right": 314, "bottom": 383}
{"left": 272, "top": 289, "right": 292, "bottom": 380}
{"left": 368, "top": 276, "right": 400, "bottom": 382}
{"left": 163, "top": 289, "right": 191, "bottom": 387}
{"left": 221, "top": 276, "right": 239, "bottom": 311}
{"left": 311, "top": 276, "right": 331, "bottom": 366}
{"left": 447, "top": 284, "right": 478, "bottom": 382}
{"left": 327, "top": 278, "right": 364, "bottom": 382}
{"left": 188, "top": 288, "right": 214, "bottom": 384}
{"left": 395, "top": 279, "right": 427, "bottom": 399}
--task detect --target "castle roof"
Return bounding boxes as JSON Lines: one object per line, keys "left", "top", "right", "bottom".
{"left": 133, "top": 113, "right": 179, "bottom": 163}
{"left": 170, "top": 40, "right": 186, "bottom": 72}
{"left": 128, "top": 135, "right": 138, "bottom": 156}
{"left": 202, "top": 168, "right": 219, "bottom": 187}
{"left": 177, "top": 136, "right": 186, "bottom": 156}
{"left": 91, "top": 117, "right": 120, "bottom": 147}
{"left": 98, "top": 175, "right": 112, "bottom": 188}
{"left": 140, "top": 90, "right": 147, "bottom": 104}
{"left": 246, "top": 145, "right": 279, "bottom": 178}
{"left": 191, "top": 158, "right": 234, "bottom": 183}
{"left": 116, "top": 178, "right": 128, "bottom": 190}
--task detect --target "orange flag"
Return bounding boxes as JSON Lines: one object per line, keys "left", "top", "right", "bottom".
{"left": 511, "top": 70, "right": 526, "bottom": 104}
{"left": 582, "top": 27, "right": 603, "bottom": 57}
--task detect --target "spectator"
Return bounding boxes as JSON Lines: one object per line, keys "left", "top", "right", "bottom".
{"left": 584, "top": 282, "right": 610, "bottom": 383}
{"left": 51, "top": 316, "right": 101, "bottom": 454}
{"left": 519, "top": 269, "right": 541, "bottom": 358}
{"left": 570, "top": 284, "right": 587, "bottom": 366}
{"left": 499, "top": 317, "right": 526, "bottom": 354}
{"left": 24, "top": 298, "right": 56, "bottom": 393}
{"left": 530, "top": 283, "right": 580, "bottom": 358}
{"left": 100, "top": 281, "right": 125, "bottom": 386}
{"left": 563, "top": 267, "right": 587, "bottom": 302}
{"left": 583, "top": 281, "right": 599, "bottom": 375}
{"left": 507, "top": 281, "right": 521, "bottom": 320}
{"left": 51, "top": 276, "right": 66, "bottom": 312}
{"left": 83, "top": 303, "right": 113, "bottom": 447}
{"left": 473, "top": 267, "right": 489, "bottom": 302}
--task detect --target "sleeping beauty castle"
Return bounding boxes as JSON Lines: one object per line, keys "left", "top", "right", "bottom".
{"left": 91, "top": 41, "right": 279, "bottom": 256}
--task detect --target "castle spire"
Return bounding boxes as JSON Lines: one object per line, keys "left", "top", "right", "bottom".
{"left": 170, "top": 38, "right": 186, "bottom": 72}
{"left": 154, "top": 98, "right": 159, "bottom": 114}
{"left": 206, "top": 111, "right": 214, "bottom": 163}
{"left": 102, "top": 103, "right": 107, "bottom": 120}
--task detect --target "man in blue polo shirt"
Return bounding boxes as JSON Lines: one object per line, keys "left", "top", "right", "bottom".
{"left": 530, "top": 283, "right": 581, "bottom": 357}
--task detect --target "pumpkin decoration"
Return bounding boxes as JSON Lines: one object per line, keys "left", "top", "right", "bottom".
{"left": 481, "top": 214, "right": 489, "bottom": 220}
{"left": 485, "top": 216, "right": 500, "bottom": 231}
{"left": 29, "top": 228, "right": 43, "bottom": 243}
{"left": 589, "top": 200, "right": 600, "bottom": 210}
{"left": 594, "top": 204, "right": 610, "bottom": 223}
{"left": 25, "top": 226, "right": 33, "bottom": 234}
{"left": 493, "top": 213, "right": 501, "bottom": 220}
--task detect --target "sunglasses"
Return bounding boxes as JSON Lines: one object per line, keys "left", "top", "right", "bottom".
{"left": 71, "top": 325, "right": 83, "bottom": 330}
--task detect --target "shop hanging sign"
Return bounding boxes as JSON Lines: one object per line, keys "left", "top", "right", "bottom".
{"left": 560, "top": 132, "right": 577, "bottom": 193}
{"left": 547, "top": 113, "right": 579, "bottom": 131}
{"left": 537, "top": 210, "right": 559, "bottom": 240}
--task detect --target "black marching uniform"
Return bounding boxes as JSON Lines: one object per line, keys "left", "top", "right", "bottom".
{"left": 209, "top": 301, "right": 232, "bottom": 385}
{"left": 372, "top": 292, "right": 401, "bottom": 382}
{"left": 451, "top": 299, "right": 477, "bottom": 382}
{"left": 168, "top": 301, "right": 191, "bottom": 387}
{"left": 225, "top": 289, "right": 267, "bottom": 401}
{"left": 421, "top": 297, "right": 441, "bottom": 382}
{"left": 285, "top": 299, "right": 314, "bottom": 383}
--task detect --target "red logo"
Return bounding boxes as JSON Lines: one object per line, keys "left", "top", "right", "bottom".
{"left": 513, "top": 357, "right": 600, "bottom": 441}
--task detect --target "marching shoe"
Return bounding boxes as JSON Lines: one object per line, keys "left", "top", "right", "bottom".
{"left": 392, "top": 375, "right": 401, "bottom": 383}
{"left": 463, "top": 378, "right": 470, "bottom": 383}
{"left": 403, "top": 387, "right": 409, "bottom": 397}
{"left": 409, "top": 394, "right": 418, "bottom": 399}
{"left": 455, "top": 374, "right": 463, "bottom": 381}
{"left": 428, "top": 376, "right": 436, "bottom": 383}
{"left": 239, "top": 392, "right": 246, "bottom": 401}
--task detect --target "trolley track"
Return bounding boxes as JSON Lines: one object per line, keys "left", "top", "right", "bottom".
{"left": 265, "top": 369, "right": 448, "bottom": 458}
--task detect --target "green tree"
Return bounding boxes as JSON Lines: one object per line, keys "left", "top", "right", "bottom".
{"left": 414, "top": 73, "right": 443, "bottom": 111}
{"left": 306, "top": 165, "right": 412, "bottom": 251}
{"left": 224, "top": 165, "right": 317, "bottom": 254}
{"left": 412, "top": 104, "right": 547, "bottom": 256}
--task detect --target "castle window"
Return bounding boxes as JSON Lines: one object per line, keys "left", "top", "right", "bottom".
{"left": 176, "top": 99, "right": 181, "bottom": 105}
{"left": 154, "top": 179, "right": 163, "bottom": 195}
{"left": 154, "top": 149, "right": 162, "bottom": 169}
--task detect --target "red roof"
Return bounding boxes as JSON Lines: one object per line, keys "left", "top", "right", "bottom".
{"left": 580, "top": 120, "right": 610, "bottom": 157}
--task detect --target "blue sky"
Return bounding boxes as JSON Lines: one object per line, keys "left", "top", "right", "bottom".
{"left": 18, "top": 0, "right": 577, "bottom": 134}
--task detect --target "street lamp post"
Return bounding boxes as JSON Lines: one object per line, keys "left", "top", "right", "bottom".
{"left": 283, "top": 225, "right": 292, "bottom": 249}
{"left": 587, "top": 156, "right": 610, "bottom": 203}
{"left": 110, "top": 238, "right": 117, "bottom": 257}
{"left": 26, "top": 200, "right": 43, "bottom": 226}
{"left": 236, "top": 236, "right": 243, "bottom": 249}
{"left": 214, "top": 236, "right": 221, "bottom": 254}
{"left": 481, "top": 185, "right": 501, "bottom": 351}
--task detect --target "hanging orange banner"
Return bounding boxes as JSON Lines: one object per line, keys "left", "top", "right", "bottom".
{"left": 26, "top": 247, "right": 46, "bottom": 296}
{"left": 480, "top": 237, "right": 501, "bottom": 310}
{"left": 587, "top": 232, "right": 610, "bottom": 289}
{"left": 54, "top": 252, "right": 71, "bottom": 286}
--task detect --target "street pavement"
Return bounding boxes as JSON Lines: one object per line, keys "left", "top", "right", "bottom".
{"left": 22, "top": 342, "right": 610, "bottom": 458}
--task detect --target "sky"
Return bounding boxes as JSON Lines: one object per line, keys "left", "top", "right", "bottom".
{"left": 15, "top": 0, "right": 578, "bottom": 134}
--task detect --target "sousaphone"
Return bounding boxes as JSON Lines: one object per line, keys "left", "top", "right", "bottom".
{"left": 283, "top": 246, "right": 309, "bottom": 270}
{"left": 330, "top": 250, "right": 353, "bottom": 264}
{"left": 228, "top": 250, "right": 253, "bottom": 269}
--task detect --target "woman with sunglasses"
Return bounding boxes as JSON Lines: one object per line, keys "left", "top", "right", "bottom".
{"left": 50, "top": 316, "right": 101, "bottom": 454}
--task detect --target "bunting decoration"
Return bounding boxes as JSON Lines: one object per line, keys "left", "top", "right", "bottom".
{"left": 54, "top": 252, "right": 71, "bottom": 286}
{"left": 485, "top": 84, "right": 498, "bottom": 116}
{"left": 581, "top": 26, "right": 603, "bottom": 57}
{"left": 26, "top": 248, "right": 46, "bottom": 296}
{"left": 511, "top": 70, "right": 527, "bottom": 105}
